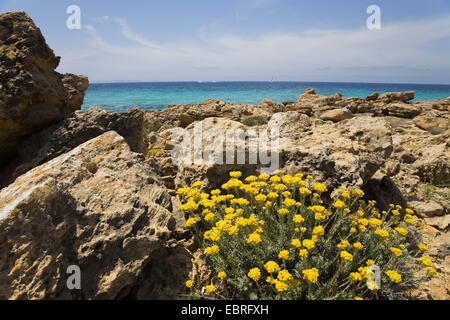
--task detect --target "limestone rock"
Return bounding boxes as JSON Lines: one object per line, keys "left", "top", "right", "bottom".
{"left": 319, "top": 108, "right": 354, "bottom": 122}
{"left": 62, "top": 73, "right": 89, "bottom": 112}
{"left": 268, "top": 111, "right": 310, "bottom": 131}
{"left": 0, "top": 131, "right": 176, "bottom": 300}
{"left": 413, "top": 143, "right": 450, "bottom": 184}
{"left": 0, "top": 12, "right": 89, "bottom": 165}
{"left": 366, "top": 92, "right": 379, "bottom": 101}
{"left": 303, "top": 88, "right": 316, "bottom": 95}
{"left": 379, "top": 91, "right": 415, "bottom": 103}
{"left": 279, "top": 115, "right": 393, "bottom": 190}
{"left": 410, "top": 201, "right": 445, "bottom": 218}
{"left": 1, "top": 107, "right": 147, "bottom": 187}
{"left": 413, "top": 113, "right": 450, "bottom": 135}
{"left": 385, "top": 103, "right": 422, "bottom": 118}
{"left": 425, "top": 216, "right": 450, "bottom": 231}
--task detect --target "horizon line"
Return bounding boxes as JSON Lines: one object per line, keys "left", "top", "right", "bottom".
{"left": 88, "top": 80, "right": 450, "bottom": 86}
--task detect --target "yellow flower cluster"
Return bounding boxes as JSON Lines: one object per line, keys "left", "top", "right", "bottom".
{"left": 302, "top": 268, "right": 319, "bottom": 284}
{"left": 248, "top": 268, "right": 261, "bottom": 282}
{"left": 179, "top": 170, "right": 433, "bottom": 300}
{"left": 385, "top": 270, "right": 402, "bottom": 283}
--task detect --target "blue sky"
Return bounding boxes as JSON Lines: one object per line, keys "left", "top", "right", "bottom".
{"left": 1, "top": 0, "right": 450, "bottom": 83}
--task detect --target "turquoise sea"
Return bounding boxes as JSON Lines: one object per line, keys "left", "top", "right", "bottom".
{"left": 82, "top": 82, "right": 450, "bottom": 112}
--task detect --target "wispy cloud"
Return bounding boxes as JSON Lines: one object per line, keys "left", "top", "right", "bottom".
{"left": 58, "top": 14, "right": 450, "bottom": 83}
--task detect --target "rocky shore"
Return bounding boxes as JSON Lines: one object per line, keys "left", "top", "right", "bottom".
{"left": 0, "top": 12, "right": 448, "bottom": 299}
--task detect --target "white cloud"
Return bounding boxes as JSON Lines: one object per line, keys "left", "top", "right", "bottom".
{"left": 57, "top": 15, "right": 450, "bottom": 83}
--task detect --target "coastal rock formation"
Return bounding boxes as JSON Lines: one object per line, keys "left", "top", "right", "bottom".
{"left": 0, "top": 11, "right": 89, "bottom": 166}
{"left": 279, "top": 115, "right": 393, "bottom": 190}
{"left": 413, "top": 112, "right": 450, "bottom": 135}
{"left": 383, "top": 103, "right": 422, "bottom": 118}
{"left": 0, "top": 131, "right": 178, "bottom": 299}
{"left": 145, "top": 99, "right": 275, "bottom": 130}
{"left": 379, "top": 91, "right": 415, "bottom": 103}
{"left": 319, "top": 107, "right": 353, "bottom": 122}
{"left": 0, "top": 107, "right": 147, "bottom": 188}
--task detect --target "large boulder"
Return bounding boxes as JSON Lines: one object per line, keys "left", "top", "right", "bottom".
{"left": 0, "top": 131, "right": 178, "bottom": 299}
{"left": 384, "top": 103, "right": 422, "bottom": 118}
{"left": 0, "top": 107, "right": 147, "bottom": 188}
{"left": 413, "top": 142, "right": 450, "bottom": 184}
{"left": 279, "top": 115, "right": 394, "bottom": 189}
{"left": 0, "top": 11, "right": 88, "bottom": 166}
{"left": 379, "top": 91, "right": 415, "bottom": 103}
{"left": 413, "top": 112, "right": 450, "bottom": 135}
{"left": 319, "top": 108, "right": 354, "bottom": 122}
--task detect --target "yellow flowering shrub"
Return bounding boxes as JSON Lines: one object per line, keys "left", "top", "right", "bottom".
{"left": 180, "top": 171, "right": 435, "bottom": 300}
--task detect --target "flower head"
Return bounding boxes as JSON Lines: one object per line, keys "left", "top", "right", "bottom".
{"left": 205, "top": 285, "right": 217, "bottom": 294}
{"left": 302, "top": 268, "right": 319, "bottom": 283}
{"left": 264, "top": 261, "right": 280, "bottom": 273}
{"left": 385, "top": 270, "right": 402, "bottom": 283}
{"left": 248, "top": 268, "right": 261, "bottom": 282}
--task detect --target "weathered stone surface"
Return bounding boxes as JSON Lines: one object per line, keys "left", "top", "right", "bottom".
{"left": 366, "top": 92, "right": 379, "bottom": 101}
{"left": 279, "top": 115, "right": 393, "bottom": 190}
{"left": 268, "top": 111, "right": 310, "bottom": 132}
{"left": 413, "top": 112, "right": 450, "bottom": 135}
{"left": 379, "top": 91, "right": 415, "bottom": 103}
{"left": 0, "top": 11, "right": 89, "bottom": 165}
{"left": 62, "top": 73, "right": 89, "bottom": 112}
{"left": 0, "top": 131, "right": 177, "bottom": 300}
{"left": 385, "top": 103, "right": 422, "bottom": 118}
{"left": 425, "top": 216, "right": 450, "bottom": 231}
{"left": 319, "top": 108, "right": 353, "bottom": 122}
{"left": 410, "top": 201, "right": 446, "bottom": 218}
{"left": 1, "top": 107, "right": 147, "bottom": 188}
{"left": 413, "top": 142, "right": 450, "bottom": 184}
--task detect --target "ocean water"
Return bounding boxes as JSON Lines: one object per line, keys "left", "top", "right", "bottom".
{"left": 81, "top": 82, "right": 450, "bottom": 112}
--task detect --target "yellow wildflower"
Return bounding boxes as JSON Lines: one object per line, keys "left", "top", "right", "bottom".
{"left": 264, "top": 261, "right": 279, "bottom": 273}
{"left": 385, "top": 270, "right": 402, "bottom": 283}
{"left": 426, "top": 268, "right": 437, "bottom": 278}
{"left": 277, "top": 269, "right": 293, "bottom": 281}
{"left": 299, "top": 249, "right": 308, "bottom": 258}
{"left": 229, "top": 171, "right": 242, "bottom": 178}
{"left": 333, "top": 200, "right": 345, "bottom": 209}
{"left": 246, "top": 232, "right": 262, "bottom": 245}
{"left": 185, "top": 280, "right": 194, "bottom": 288}
{"left": 302, "top": 268, "right": 319, "bottom": 283}
{"left": 248, "top": 268, "right": 261, "bottom": 282}
{"left": 302, "top": 239, "right": 316, "bottom": 250}
{"left": 340, "top": 251, "right": 353, "bottom": 262}
{"left": 293, "top": 214, "right": 305, "bottom": 224}
{"left": 349, "top": 272, "right": 363, "bottom": 282}
{"left": 390, "top": 247, "right": 403, "bottom": 257}
{"left": 419, "top": 256, "right": 434, "bottom": 267}
{"left": 204, "top": 245, "right": 219, "bottom": 255}
{"left": 395, "top": 227, "right": 408, "bottom": 237}
{"left": 278, "top": 250, "right": 289, "bottom": 260}
{"left": 312, "top": 225, "right": 325, "bottom": 236}
{"left": 274, "top": 280, "right": 289, "bottom": 292}
{"left": 205, "top": 284, "right": 217, "bottom": 293}
{"left": 291, "top": 238, "right": 302, "bottom": 248}
{"left": 337, "top": 240, "right": 350, "bottom": 250}
{"left": 184, "top": 217, "right": 199, "bottom": 228}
